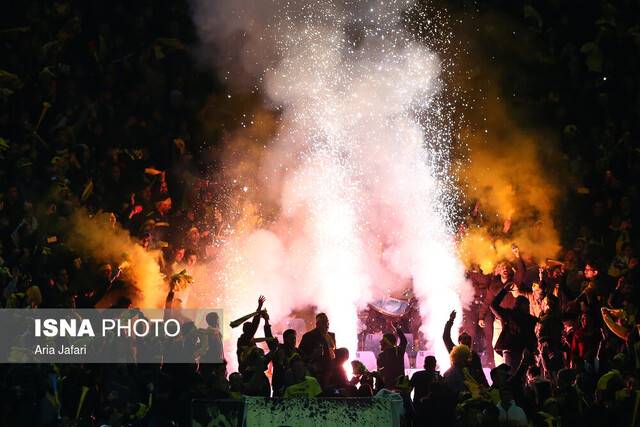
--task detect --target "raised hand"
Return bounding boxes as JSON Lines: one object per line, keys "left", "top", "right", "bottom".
{"left": 257, "top": 295, "right": 266, "bottom": 309}
{"left": 449, "top": 310, "right": 456, "bottom": 322}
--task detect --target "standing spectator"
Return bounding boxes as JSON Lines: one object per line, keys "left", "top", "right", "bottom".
{"left": 491, "top": 282, "right": 538, "bottom": 371}
{"left": 571, "top": 313, "right": 600, "bottom": 369}
{"left": 410, "top": 355, "right": 441, "bottom": 406}
{"left": 299, "top": 312, "right": 336, "bottom": 388}
{"left": 536, "top": 295, "right": 564, "bottom": 378}
{"left": 578, "top": 262, "right": 608, "bottom": 308}
{"left": 443, "top": 310, "right": 488, "bottom": 387}
{"left": 236, "top": 295, "right": 266, "bottom": 373}
{"left": 269, "top": 328, "right": 300, "bottom": 396}
{"left": 43, "top": 268, "right": 71, "bottom": 308}
{"left": 469, "top": 245, "right": 525, "bottom": 367}
{"left": 198, "top": 311, "right": 224, "bottom": 371}
{"left": 442, "top": 344, "right": 473, "bottom": 395}
{"left": 376, "top": 322, "right": 407, "bottom": 390}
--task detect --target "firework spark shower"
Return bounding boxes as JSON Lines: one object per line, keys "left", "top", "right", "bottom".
{"left": 192, "top": 0, "right": 471, "bottom": 364}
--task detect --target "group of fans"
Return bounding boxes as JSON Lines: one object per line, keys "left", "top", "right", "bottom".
{"left": 2, "top": 0, "right": 640, "bottom": 426}
{"left": 223, "top": 234, "right": 640, "bottom": 427}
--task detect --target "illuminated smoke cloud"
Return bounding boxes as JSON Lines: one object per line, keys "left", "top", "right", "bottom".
{"left": 458, "top": 98, "right": 562, "bottom": 271}
{"left": 66, "top": 211, "right": 167, "bottom": 308}
{"left": 191, "top": 0, "right": 470, "bottom": 366}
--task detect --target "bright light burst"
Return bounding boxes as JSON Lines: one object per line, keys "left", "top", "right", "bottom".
{"left": 192, "top": 0, "right": 470, "bottom": 370}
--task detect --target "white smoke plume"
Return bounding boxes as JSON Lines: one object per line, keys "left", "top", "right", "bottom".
{"left": 191, "top": 0, "right": 471, "bottom": 367}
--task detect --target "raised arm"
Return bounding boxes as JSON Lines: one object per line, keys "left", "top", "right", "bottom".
{"left": 165, "top": 289, "right": 175, "bottom": 310}
{"left": 395, "top": 322, "right": 407, "bottom": 352}
{"left": 490, "top": 284, "right": 511, "bottom": 322}
{"left": 442, "top": 310, "right": 456, "bottom": 353}
{"left": 467, "top": 271, "right": 492, "bottom": 288}
{"left": 262, "top": 311, "right": 278, "bottom": 353}
{"left": 555, "top": 270, "right": 571, "bottom": 299}
{"left": 245, "top": 295, "right": 266, "bottom": 339}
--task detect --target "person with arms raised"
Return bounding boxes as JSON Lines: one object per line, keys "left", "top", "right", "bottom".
{"left": 236, "top": 295, "right": 266, "bottom": 373}
{"left": 491, "top": 282, "right": 538, "bottom": 372}
{"left": 443, "top": 310, "right": 488, "bottom": 387}
{"left": 377, "top": 322, "right": 407, "bottom": 390}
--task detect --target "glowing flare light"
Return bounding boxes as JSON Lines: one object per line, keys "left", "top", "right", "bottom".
{"left": 192, "top": 0, "right": 472, "bottom": 370}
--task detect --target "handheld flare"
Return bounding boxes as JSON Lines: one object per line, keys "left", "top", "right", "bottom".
{"left": 229, "top": 309, "right": 267, "bottom": 328}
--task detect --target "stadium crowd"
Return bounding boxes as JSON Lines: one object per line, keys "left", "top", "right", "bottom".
{"left": 1, "top": 0, "right": 640, "bottom": 426}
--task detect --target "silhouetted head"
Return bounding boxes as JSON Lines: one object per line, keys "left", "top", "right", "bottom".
{"left": 228, "top": 372, "right": 243, "bottom": 391}
{"left": 283, "top": 329, "right": 297, "bottom": 347}
{"left": 424, "top": 355, "right": 437, "bottom": 371}
{"left": 380, "top": 332, "right": 397, "bottom": 351}
{"left": 316, "top": 313, "right": 329, "bottom": 334}
{"left": 490, "top": 364, "right": 511, "bottom": 386}
{"left": 458, "top": 331, "right": 472, "bottom": 348}
{"left": 206, "top": 312, "right": 220, "bottom": 328}
{"left": 335, "top": 347, "right": 349, "bottom": 362}
{"left": 450, "top": 344, "right": 471, "bottom": 367}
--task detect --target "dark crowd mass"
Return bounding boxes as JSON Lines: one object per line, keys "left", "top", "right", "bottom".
{"left": 1, "top": 0, "right": 640, "bottom": 426}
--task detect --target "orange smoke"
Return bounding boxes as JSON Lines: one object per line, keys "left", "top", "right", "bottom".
{"left": 66, "top": 210, "right": 167, "bottom": 308}
{"left": 458, "top": 93, "right": 562, "bottom": 270}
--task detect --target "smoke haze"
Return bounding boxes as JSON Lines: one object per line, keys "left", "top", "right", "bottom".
{"left": 191, "top": 0, "right": 470, "bottom": 364}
